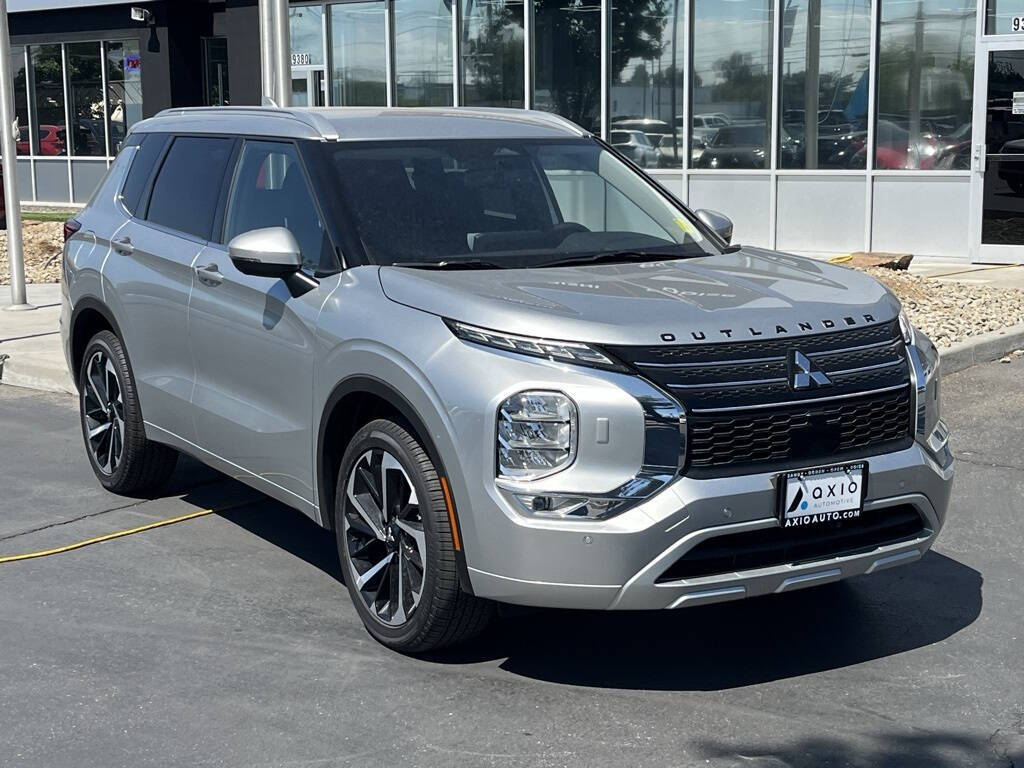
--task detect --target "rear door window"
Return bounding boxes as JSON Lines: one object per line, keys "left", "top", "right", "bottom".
{"left": 145, "top": 135, "right": 235, "bottom": 240}
{"left": 119, "top": 132, "right": 169, "bottom": 216}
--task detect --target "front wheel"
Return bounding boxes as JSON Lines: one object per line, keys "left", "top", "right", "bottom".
{"left": 335, "top": 419, "right": 492, "bottom": 653}
{"left": 78, "top": 330, "right": 178, "bottom": 494}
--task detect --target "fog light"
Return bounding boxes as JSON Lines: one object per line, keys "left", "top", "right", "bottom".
{"left": 497, "top": 391, "right": 577, "bottom": 480}
{"left": 511, "top": 493, "right": 629, "bottom": 520}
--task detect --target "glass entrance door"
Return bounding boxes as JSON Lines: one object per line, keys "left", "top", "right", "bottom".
{"left": 973, "top": 47, "right": 1024, "bottom": 261}
{"left": 291, "top": 66, "right": 326, "bottom": 107}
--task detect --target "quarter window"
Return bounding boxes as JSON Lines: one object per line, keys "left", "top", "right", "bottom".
{"left": 224, "top": 140, "right": 331, "bottom": 272}
{"left": 145, "top": 136, "right": 234, "bottom": 240}
{"left": 119, "top": 133, "right": 169, "bottom": 216}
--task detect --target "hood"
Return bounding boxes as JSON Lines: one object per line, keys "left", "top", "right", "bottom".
{"left": 378, "top": 247, "right": 901, "bottom": 347}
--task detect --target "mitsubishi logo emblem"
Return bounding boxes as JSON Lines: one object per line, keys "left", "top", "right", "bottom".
{"left": 788, "top": 350, "right": 831, "bottom": 390}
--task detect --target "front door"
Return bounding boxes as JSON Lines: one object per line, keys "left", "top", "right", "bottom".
{"left": 971, "top": 45, "right": 1024, "bottom": 262}
{"left": 291, "top": 66, "right": 327, "bottom": 106}
{"left": 188, "top": 139, "right": 336, "bottom": 518}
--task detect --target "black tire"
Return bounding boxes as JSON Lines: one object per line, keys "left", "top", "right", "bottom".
{"left": 78, "top": 330, "right": 178, "bottom": 495}
{"left": 335, "top": 419, "right": 492, "bottom": 653}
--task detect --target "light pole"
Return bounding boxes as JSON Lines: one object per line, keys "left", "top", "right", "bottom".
{"left": 272, "top": 0, "right": 291, "bottom": 107}
{"left": 258, "top": 0, "right": 291, "bottom": 107}
{"left": 0, "top": 0, "right": 32, "bottom": 311}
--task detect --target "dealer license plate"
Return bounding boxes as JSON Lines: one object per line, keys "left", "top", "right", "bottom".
{"left": 778, "top": 463, "right": 866, "bottom": 528}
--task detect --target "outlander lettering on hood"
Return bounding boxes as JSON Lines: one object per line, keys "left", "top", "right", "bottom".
{"left": 662, "top": 313, "right": 879, "bottom": 343}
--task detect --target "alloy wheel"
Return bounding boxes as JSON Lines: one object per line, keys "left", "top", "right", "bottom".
{"left": 343, "top": 449, "right": 427, "bottom": 626}
{"left": 82, "top": 349, "right": 124, "bottom": 475}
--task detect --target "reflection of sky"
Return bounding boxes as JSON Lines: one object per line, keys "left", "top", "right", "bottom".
{"left": 394, "top": 0, "right": 453, "bottom": 83}
{"left": 290, "top": 6, "right": 325, "bottom": 64}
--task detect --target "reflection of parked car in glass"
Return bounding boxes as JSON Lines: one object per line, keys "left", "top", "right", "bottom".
{"left": 996, "top": 139, "right": 1024, "bottom": 193}
{"left": 19, "top": 124, "right": 67, "bottom": 156}
{"left": 691, "top": 114, "right": 728, "bottom": 145}
{"left": 610, "top": 129, "right": 659, "bottom": 168}
{"left": 697, "top": 123, "right": 798, "bottom": 169}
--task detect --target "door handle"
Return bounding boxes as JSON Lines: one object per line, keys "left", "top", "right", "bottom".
{"left": 113, "top": 235, "right": 133, "bottom": 255}
{"left": 194, "top": 262, "right": 224, "bottom": 286}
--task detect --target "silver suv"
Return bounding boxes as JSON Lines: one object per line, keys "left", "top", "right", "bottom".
{"left": 60, "top": 107, "right": 953, "bottom": 653}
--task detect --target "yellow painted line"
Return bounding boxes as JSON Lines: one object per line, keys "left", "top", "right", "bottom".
{"left": 0, "top": 500, "right": 253, "bottom": 564}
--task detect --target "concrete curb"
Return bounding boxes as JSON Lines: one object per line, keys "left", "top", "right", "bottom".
{"left": 0, "top": 349, "right": 75, "bottom": 394}
{"left": 939, "top": 323, "right": 1024, "bottom": 375}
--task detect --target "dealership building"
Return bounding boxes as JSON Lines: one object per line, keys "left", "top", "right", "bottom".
{"left": 3, "top": 0, "right": 1019, "bottom": 260}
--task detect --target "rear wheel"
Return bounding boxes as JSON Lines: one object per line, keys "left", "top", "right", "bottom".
{"left": 78, "top": 330, "right": 177, "bottom": 494}
{"left": 335, "top": 419, "right": 492, "bottom": 653}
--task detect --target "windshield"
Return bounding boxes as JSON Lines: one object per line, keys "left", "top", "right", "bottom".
{"left": 313, "top": 138, "right": 718, "bottom": 268}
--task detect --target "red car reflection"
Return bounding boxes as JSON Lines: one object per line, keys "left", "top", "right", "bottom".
{"left": 16, "top": 124, "right": 66, "bottom": 156}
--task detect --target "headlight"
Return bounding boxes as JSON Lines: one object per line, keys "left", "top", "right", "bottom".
{"left": 898, "top": 308, "right": 915, "bottom": 346}
{"left": 447, "top": 320, "right": 627, "bottom": 371}
{"left": 497, "top": 391, "right": 577, "bottom": 480}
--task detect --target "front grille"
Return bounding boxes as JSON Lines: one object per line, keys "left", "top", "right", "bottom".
{"left": 606, "top": 320, "right": 913, "bottom": 475}
{"left": 687, "top": 388, "right": 912, "bottom": 469}
{"left": 656, "top": 504, "right": 926, "bottom": 582}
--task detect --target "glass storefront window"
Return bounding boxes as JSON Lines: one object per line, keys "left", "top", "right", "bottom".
{"left": 290, "top": 5, "right": 326, "bottom": 65}
{"left": 11, "top": 46, "right": 29, "bottom": 156}
{"left": 779, "top": 0, "right": 871, "bottom": 169}
{"left": 876, "top": 0, "right": 974, "bottom": 170}
{"left": 461, "top": 0, "right": 525, "bottom": 108}
{"left": 611, "top": 0, "right": 684, "bottom": 168}
{"left": 534, "top": 0, "right": 600, "bottom": 131}
{"left": 67, "top": 42, "right": 105, "bottom": 156}
{"left": 395, "top": 0, "right": 454, "bottom": 106}
{"left": 30, "top": 44, "right": 67, "bottom": 157}
{"left": 691, "top": 0, "right": 774, "bottom": 169}
{"left": 331, "top": 1, "right": 387, "bottom": 105}
{"left": 985, "top": 0, "right": 1024, "bottom": 34}
{"left": 106, "top": 41, "right": 142, "bottom": 154}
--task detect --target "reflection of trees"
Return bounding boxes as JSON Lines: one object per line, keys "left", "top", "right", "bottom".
{"left": 462, "top": 0, "right": 524, "bottom": 106}
{"left": 537, "top": 0, "right": 667, "bottom": 126}
{"left": 712, "top": 51, "right": 769, "bottom": 103}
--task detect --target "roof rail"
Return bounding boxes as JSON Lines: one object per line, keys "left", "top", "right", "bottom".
{"left": 438, "top": 107, "right": 589, "bottom": 137}
{"left": 152, "top": 106, "right": 340, "bottom": 141}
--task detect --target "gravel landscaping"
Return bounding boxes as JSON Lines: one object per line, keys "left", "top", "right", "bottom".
{"left": 0, "top": 221, "right": 64, "bottom": 285}
{"left": 3, "top": 222, "right": 1023, "bottom": 348}
{"left": 860, "top": 266, "right": 1024, "bottom": 348}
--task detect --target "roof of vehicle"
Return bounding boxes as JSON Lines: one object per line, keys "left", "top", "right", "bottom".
{"left": 132, "top": 106, "right": 591, "bottom": 142}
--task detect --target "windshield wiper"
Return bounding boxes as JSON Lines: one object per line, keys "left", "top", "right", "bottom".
{"left": 389, "top": 259, "right": 505, "bottom": 270}
{"left": 538, "top": 248, "right": 698, "bottom": 269}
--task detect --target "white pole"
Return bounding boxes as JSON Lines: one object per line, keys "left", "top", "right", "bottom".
{"left": 259, "top": 0, "right": 276, "bottom": 104}
{"left": 0, "top": 0, "right": 32, "bottom": 311}
{"left": 272, "top": 0, "right": 291, "bottom": 107}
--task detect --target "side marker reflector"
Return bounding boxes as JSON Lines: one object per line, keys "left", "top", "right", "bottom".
{"left": 440, "top": 476, "right": 461, "bottom": 551}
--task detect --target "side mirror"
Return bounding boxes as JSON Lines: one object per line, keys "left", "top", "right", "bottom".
{"left": 695, "top": 209, "right": 734, "bottom": 245}
{"left": 228, "top": 226, "right": 302, "bottom": 277}
{"left": 227, "top": 226, "right": 319, "bottom": 297}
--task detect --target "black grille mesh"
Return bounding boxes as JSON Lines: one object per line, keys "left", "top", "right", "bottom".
{"left": 606, "top": 321, "right": 913, "bottom": 474}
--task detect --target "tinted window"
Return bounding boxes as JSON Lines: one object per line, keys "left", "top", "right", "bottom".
{"left": 146, "top": 136, "right": 234, "bottom": 240}
{"left": 225, "top": 140, "right": 331, "bottom": 271}
{"left": 120, "top": 133, "right": 169, "bottom": 216}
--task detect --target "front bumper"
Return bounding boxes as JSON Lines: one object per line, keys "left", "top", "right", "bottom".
{"left": 465, "top": 441, "right": 954, "bottom": 610}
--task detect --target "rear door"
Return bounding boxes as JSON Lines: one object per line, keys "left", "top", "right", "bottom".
{"left": 103, "top": 133, "right": 235, "bottom": 444}
{"left": 188, "top": 138, "right": 336, "bottom": 512}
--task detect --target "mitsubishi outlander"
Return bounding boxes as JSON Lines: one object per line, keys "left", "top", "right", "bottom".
{"left": 60, "top": 107, "right": 953, "bottom": 652}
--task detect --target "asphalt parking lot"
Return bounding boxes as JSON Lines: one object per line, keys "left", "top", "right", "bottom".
{"left": 1, "top": 359, "right": 1021, "bottom": 768}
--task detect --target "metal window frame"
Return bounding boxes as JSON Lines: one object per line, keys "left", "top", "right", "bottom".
{"left": 16, "top": 36, "right": 141, "bottom": 204}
